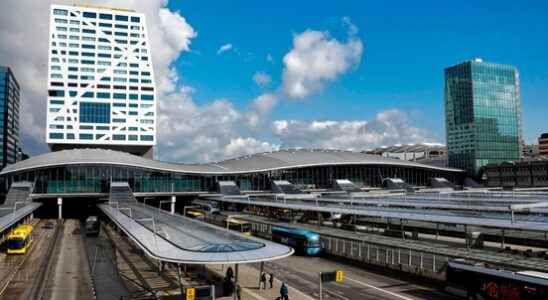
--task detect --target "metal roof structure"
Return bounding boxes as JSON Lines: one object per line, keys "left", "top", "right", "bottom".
{"left": 99, "top": 202, "right": 293, "bottom": 264}
{"left": 0, "top": 203, "right": 42, "bottom": 233}
{"left": 288, "top": 196, "right": 548, "bottom": 213}
{"left": 365, "top": 143, "right": 446, "bottom": 155}
{"left": 206, "top": 196, "right": 548, "bottom": 232}
{"left": 0, "top": 148, "right": 464, "bottom": 176}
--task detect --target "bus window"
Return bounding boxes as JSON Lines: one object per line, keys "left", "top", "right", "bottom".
{"left": 8, "top": 238, "right": 26, "bottom": 250}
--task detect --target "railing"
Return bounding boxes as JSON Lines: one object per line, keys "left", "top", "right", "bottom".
{"left": 320, "top": 236, "right": 447, "bottom": 276}
{"left": 249, "top": 222, "right": 447, "bottom": 280}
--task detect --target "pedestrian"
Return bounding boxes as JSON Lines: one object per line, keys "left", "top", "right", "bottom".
{"left": 269, "top": 273, "right": 274, "bottom": 288}
{"left": 280, "top": 282, "right": 289, "bottom": 300}
{"left": 236, "top": 284, "right": 241, "bottom": 300}
{"left": 226, "top": 266, "right": 234, "bottom": 281}
{"left": 260, "top": 272, "right": 267, "bottom": 289}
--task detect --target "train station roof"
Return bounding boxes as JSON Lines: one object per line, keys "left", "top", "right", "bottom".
{"left": 207, "top": 196, "right": 548, "bottom": 232}
{"left": 0, "top": 202, "right": 42, "bottom": 233}
{"left": 99, "top": 203, "right": 294, "bottom": 264}
{"left": 0, "top": 148, "right": 464, "bottom": 176}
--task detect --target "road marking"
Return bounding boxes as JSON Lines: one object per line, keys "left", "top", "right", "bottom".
{"left": 286, "top": 282, "right": 316, "bottom": 300}
{"left": 325, "top": 288, "right": 351, "bottom": 300}
{"left": 346, "top": 276, "right": 415, "bottom": 300}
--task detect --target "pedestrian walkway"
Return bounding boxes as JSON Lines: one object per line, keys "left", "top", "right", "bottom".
{"left": 209, "top": 264, "right": 314, "bottom": 300}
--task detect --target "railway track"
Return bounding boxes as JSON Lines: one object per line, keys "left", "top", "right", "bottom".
{"left": 0, "top": 220, "right": 40, "bottom": 297}
{"left": 0, "top": 219, "right": 62, "bottom": 299}
{"left": 26, "top": 220, "right": 63, "bottom": 299}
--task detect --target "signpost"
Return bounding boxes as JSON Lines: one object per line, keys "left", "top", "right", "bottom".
{"left": 186, "top": 287, "right": 195, "bottom": 300}
{"left": 186, "top": 286, "right": 215, "bottom": 300}
{"left": 319, "top": 270, "right": 344, "bottom": 300}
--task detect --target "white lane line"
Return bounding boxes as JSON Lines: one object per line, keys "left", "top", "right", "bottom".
{"left": 325, "top": 288, "right": 352, "bottom": 300}
{"left": 286, "top": 282, "right": 316, "bottom": 300}
{"left": 346, "top": 276, "right": 415, "bottom": 300}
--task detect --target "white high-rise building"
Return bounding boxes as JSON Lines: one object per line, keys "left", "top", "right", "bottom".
{"left": 47, "top": 4, "right": 156, "bottom": 158}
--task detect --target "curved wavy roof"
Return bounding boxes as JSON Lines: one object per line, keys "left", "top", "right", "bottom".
{"left": 0, "top": 148, "right": 464, "bottom": 175}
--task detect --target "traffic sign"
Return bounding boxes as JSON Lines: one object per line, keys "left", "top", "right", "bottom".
{"left": 320, "top": 270, "right": 344, "bottom": 300}
{"left": 186, "top": 287, "right": 195, "bottom": 300}
{"left": 336, "top": 270, "right": 344, "bottom": 282}
{"left": 320, "top": 270, "right": 344, "bottom": 283}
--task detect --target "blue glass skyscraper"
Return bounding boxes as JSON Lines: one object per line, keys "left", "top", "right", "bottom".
{"left": 0, "top": 66, "right": 21, "bottom": 169}
{"left": 445, "top": 59, "right": 522, "bottom": 176}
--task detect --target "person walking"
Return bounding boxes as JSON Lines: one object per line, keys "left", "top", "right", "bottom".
{"left": 236, "top": 284, "right": 241, "bottom": 300}
{"left": 260, "top": 272, "right": 267, "bottom": 289}
{"left": 226, "top": 266, "right": 234, "bottom": 281}
{"left": 269, "top": 273, "right": 274, "bottom": 289}
{"left": 280, "top": 282, "right": 289, "bottom": 300}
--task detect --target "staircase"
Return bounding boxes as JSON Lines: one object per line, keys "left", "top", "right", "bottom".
{"left": 3, "top": 181, "right": 33, "bottom": 206}
{"left": 110, "top": 182, "right": 135, "bottom": 203}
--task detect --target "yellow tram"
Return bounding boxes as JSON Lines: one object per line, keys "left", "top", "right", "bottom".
{"left": 6, "top": 224, "right": 33, "bottom": 254}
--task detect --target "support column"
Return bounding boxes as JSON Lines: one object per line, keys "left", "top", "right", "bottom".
{"left": 464, "top": 224, "right": 469, "bottom": 249}
{"left": 258, "top": 261, "right": 264, "bottom": 289}
{"left": 501, "top": 229, "right": 505, "bottom": 249}
{"left": 176, "top": 264, "right": 185, "bottom": 297}
{"left": 57, "top": 197, "right": 63, "bottom": 220}
{"left": 233, "top": 264, "right": 239, "bottom": 300}
{"left": 170, "top": 196, "right": 176, "bottom": 215}
{"left": 317, "top": 212, "right": 323, "bottom": 227}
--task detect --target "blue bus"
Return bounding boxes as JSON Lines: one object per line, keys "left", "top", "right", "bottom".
{"left": 271, "top": 227, "right": 321, "bottom": 256}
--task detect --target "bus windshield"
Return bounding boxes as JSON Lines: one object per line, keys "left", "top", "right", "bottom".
{"left": 307, "top": 236, "right": 321, "bottom": 247}
{"left": 8, "top": 238, "right": 26, "bottom": 250}
{"left": 241, "top": 223, "right": 251, "bottom": 233}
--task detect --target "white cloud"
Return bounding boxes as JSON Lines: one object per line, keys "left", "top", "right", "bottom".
{"left": 217, "top": 43, "right": 233, "bottom": 55}
{"left": 252, "top": 71, "right": 272, "bottom": 87}
{"left": 251, "top": 93, "right": 278, "bottom": 115}
{"left": 342, "top": 16, "right": 358, "bottom": 36}
{"left": 246, "top": 93, "right": 278, "bottom": 128}
{"left": 282, "top": 28, "right": 363, "bottom": 98}
{"left": 158, "top": 87, "right": 278, "bottom": 162}
{"left": 272, "top": 109, "right": 434, "bottom": 150}
{"left": 224, "top": 137, "right": 279, "bottom": 158}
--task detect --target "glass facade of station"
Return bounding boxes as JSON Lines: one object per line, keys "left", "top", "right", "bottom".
{"left": 445, "top": 60, "right": 521, "bottom": 176}
{"left": 6, "top": 164, "right": 463, "bottom": 194}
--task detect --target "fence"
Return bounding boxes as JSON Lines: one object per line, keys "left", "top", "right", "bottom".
{"left": 250, "top": 222, "right": 448, "bottom": 281}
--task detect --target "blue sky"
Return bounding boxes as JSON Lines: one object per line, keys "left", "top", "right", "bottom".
{"left": 168, "top": 0, "right": 548, "bottom": 144}
{"left": 1, "top": 0, "right": 546, "bottom": 162}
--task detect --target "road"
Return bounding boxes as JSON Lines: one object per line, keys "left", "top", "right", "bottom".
{"left": 42, "top": 219, "right": 93, "bottom": 300}
{"left": 257, "top": 255, "right": 460, "bottom": 300}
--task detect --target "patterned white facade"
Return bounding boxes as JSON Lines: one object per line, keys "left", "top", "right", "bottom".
{"left": 46, "top": 4, "right": 156, "bottom": 153}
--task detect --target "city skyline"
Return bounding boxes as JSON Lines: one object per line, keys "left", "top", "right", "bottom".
{"left": 0, "top": 0, "right": 547, "bottom": 163}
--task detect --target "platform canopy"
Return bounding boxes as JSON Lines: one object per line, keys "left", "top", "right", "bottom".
{"left": 99, "top": 203, "right": 294, "bottom": 264}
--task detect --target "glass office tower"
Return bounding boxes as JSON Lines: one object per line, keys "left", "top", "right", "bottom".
{"left": 445, "top": 59, "right": 522, "bottom": 176}
{"left": 46, "top": 4, "right": 156, "bottom": 158}
{"left": 0, "top": 66, "right": 21, "bottom": 168}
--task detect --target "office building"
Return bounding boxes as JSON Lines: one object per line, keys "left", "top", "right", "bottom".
{"left": 46, "top": 4, "right": 156, "bottom": 158}
{"left": 539, "top": 133, "right": 548, "bottom": 156}
{"left": 444, "top": 59, "right": 522, "bottom": 176}
{"left": 0, "top": 67, "right": 21, "bottom": 168}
